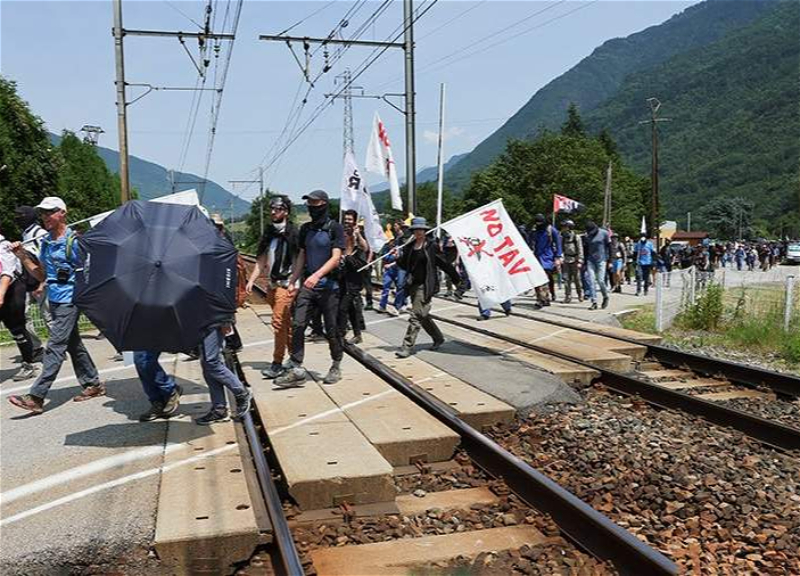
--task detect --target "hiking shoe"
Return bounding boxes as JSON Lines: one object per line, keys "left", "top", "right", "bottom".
{"left": 274, "top": 367, "right": 308, "bottom": 389}
{"left": 261, "top": 362, "right": 286, "bottom": 379}
{"left": 233, "top": 390, "right": 252, "bottom": 420}
{"left": 388, "top": 307, "right": 400, "bottom": 317}
{"left": 8, "top": 394, "right": 44, "bottom": 414}
{"left": 195, "top": 407, "right": 230, "bottom": 425}
{"left": 395, "top": 347, "right": 413, "bottom": 358}
{"left": 139, "top": 401, "right": 166, "bottom": 422}
{"left": 322, "top": 363, "right": 342, "bottom": 385}
{"left": 73, "top": 384, "right": 106, "bottom": 402}
{"left": 588, "top": 302, "right": 598, "bottom": 310}
{"left": 564, "top": 297, "right": 572, "bottom": 304}
{"left": 347, "top": 335, "right": 363, "bottom": 345}
{"left": 601, "top": 296, "right": 609, "bottom": 309}
{"left": 161, "top": 384, "right": 183, "bottom": 417}
{"left": 430, "top": 339, "right": 445, "bottom": 351}
{"left": 13, "top": 362, "right": 39, "bottom": 382}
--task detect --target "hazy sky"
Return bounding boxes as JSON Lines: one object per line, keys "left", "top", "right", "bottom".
{"left": 1, "top": 0, "right": 697, "bottom": 203}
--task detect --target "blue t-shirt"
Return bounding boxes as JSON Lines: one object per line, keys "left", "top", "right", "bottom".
{"left": 636, "top": 240, "right": 655, "bottom": 266}
{"left": 41, "top": 230, "right": 81, "bottom": 304}
{"left": 299, "top": 219, "right": 345, "bottom": 289}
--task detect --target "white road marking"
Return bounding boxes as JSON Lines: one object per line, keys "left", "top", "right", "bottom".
{"left": 0, "top": 445, "right": 237, "bottom": 527}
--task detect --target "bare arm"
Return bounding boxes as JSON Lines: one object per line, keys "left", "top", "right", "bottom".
{"left": 0, "top": 275, "right": 10, "bottom": 308}
{"left": 246, "top": 252, "right": 268, "bottom": 294}
{"left": 10, "top": 243, "right": 45, "bottom": 283}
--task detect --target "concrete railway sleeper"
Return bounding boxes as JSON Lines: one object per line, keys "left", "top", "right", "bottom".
{"left": 429, "top": 308, "right": 800, "bottom": 453}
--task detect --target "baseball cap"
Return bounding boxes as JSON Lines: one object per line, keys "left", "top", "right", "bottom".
{"left": 35, "top": 197, "right": 67, "bottom": 212}
{"left": 302, "top": 189, "right": 329, "bottom": 202}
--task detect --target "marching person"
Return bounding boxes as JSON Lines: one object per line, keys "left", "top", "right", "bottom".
{"left": 478, "top": 300, "right": 512, "bottom": 321}
{"left": 246, "top": 196, "right": 299, "bottom": 379}
{"left": 584, "top": 220, "right": 612, "bottom": 310}
{"left": 134, "top": 351, "right": 182, "bottom": 422}
{"left": 0, "top": 228, "right": 43, "bottom": 381}
{"left": 15, "top": 205, "right": 51, "bottom": 335}
{"left": 377, "top": 239, "right": 403, "bottom": 315}
{"left": 635, "top": 232, "right": 657, "bottom": 296}
{"left": 338, "top": 209, "right": 368, "bottom": 345}
{"left": 529, "top": 214, "right": 562, "bottom": 307}
{"left": 560, "top": 220, "right": 584, "bottom": 303}
{"left": 395, "top": 217, "right": 462, "bottom": 358}
{"left": 609, "top": 233, "right": 627, "bottom": 294}
{"left": 274, "top": 190, "right": 345, "bottom": 388}
{"left": 8, "top": 197, "right": 104, "bottom": 414}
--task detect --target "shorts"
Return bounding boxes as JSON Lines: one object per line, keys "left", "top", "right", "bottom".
{"left": 612, "top": 259, "right": 624, "bottom": 274}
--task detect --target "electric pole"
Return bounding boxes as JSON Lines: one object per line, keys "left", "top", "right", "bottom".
{"left": 687, "top": 211, "right": 692, "bottom": 233}
{"left": 326, "top": 69, "right": 365, "bottom": 158}
{"left": 230, "top": 168, "right": 265, "bottom": 237}
{"left": 602, "top": 161, "right": 613, "bottom": 229}
{"left": 640, "top": 98, "right": 670, "bottom": 247}
{"left": 260, "top": 0, "right": 420, "bottom": 215}
{"left": 113, "top": 0, "right": 131, "bottom": 203}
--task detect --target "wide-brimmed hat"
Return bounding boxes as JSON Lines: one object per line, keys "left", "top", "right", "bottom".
{"left": 408, "top": 217, "right": 430, "bottom": 231}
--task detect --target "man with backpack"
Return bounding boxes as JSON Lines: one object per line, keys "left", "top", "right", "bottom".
{"left": 8, "top": 197, "right": 104, "bottom": 414}
{"left": 0, "top": 226, "right": 44, "bottom": 381}
{"left": 15, "top": 205, "right": 51, "bottom": 334}
{"left": 529, "top": 213, "right": 562, "bottom": 307}
{"left": 274, "top": 190, "right": 345, "bottom": 388}
{"left": 560, "top": 220, "right": 584, "bottom": 303}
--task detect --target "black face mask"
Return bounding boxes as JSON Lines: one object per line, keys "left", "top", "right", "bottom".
{"left": 308, "top": 204, "right": 328, "bottom": 224}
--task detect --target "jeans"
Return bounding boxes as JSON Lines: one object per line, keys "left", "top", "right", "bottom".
{"left": 637, "top": 264, "right": 653, "bottom": 294}
{"left": 30, "top": 302, "right": 99, "bottom": 399}
{"left": 1, "top": 280, "right": 39, "bottom": 364}
{"left": 402, "top": 285, "right": 444, "bottom": 349}
{"left": 479, "top": 300, "right": 512, "bottom": 318}
{"left": 379, "top": 266, "right": 405, "bottom": 310}
{"left": 585, "top": 260, "right": 608, "bottom": 303}
{"left": 134, "top": 351, "right": 176, "bottom": 404}
{"left": 290, "top": 286, "right": 343, "bottom": 365}
{"left": 395, "top": 269, "right": 408, "bottom": 309}
{"left": 201, "top": 328, "right": 247, "bottom": 410}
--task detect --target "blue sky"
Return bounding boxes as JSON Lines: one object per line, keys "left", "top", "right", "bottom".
{"left": 1, "top": 1, "right": 697, "bottom": 203}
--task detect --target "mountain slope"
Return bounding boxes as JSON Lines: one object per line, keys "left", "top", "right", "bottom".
{"left": 445, "top": 0, "right": 777, "bottom": 191}
{"left": 49, "top": 133, "right": 250, "bottom": 216}
{"left": 584, "top": 0, "right": 799, "bottom": 227}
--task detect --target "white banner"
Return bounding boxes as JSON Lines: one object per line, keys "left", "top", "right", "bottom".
{"left": 365, "top": 112, "right": 402, "bottom": 211}
{"left": 441, "top": 199, "right": 548, "bottom": 308}
{"left": 88, "top": 189, "right": 205, "bottom": 227}
{"left": 340, "top": 151, "right": 387, "bottom": 253}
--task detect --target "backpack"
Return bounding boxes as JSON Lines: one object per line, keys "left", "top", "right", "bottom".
{"left": 235, "top": 254, "right": 248, "bottom": 308}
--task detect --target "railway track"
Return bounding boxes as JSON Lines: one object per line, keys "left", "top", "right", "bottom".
{"left": 430, "top": 295, "right": 800, "bottom": 453}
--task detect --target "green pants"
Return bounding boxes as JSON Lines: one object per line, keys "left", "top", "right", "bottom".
{"left": 402, "top": 285, "right": 444, "bottom": 349}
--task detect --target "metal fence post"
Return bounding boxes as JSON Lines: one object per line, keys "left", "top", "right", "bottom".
{"left": 655, "top": 271, "right": 664, "bottom": 332}
{"left": 689, "top": 266, "right": 697, "bottom": 305}
{"left": 785, "top": 275, "right": 795, "bottom": 332}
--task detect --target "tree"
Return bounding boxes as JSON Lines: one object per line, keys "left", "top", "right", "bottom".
{"left": 699, "top": 197, "right": 755, "bottom": 240}
{"left": 561, "top": 103, "right": 585, "bottom": 138}
{"left": 0, "top": 76, "right": 59, "bottom": 238}
{"left": 413, "top": 181, "right": 461, "bottom": 226}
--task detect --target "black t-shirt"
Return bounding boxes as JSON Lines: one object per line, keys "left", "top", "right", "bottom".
{"left": 298, "top": 219, "right": 345, "bottom": 282}
{"left": 408, "top": 246, "right": 427, "bottom": 287}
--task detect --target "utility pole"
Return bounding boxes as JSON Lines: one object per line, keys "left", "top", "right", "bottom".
{"left": 113, "top": 0, "right": 131, "bottom": 203}
{"left": 260, "top": 0, "right": 419, "bottom": 215}
{"left": 435, "top": 83, "right": 446, "bottom": 238}
{"left": 230, "top": 167, "right": 265, "bottom": 237}
{"left": 327, "top": 69, "right": 365, "bottom": 158}
{"left": 602, "top": 161, "right": 613, "bottom": 229}
{"left": 640, "top": 98, "right": 670, "bottom": 247}
{"left": 687, "top": 211, "right": 692, "bottom": 232}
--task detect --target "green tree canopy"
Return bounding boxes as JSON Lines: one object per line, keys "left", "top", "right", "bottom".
{"left": 561, "top": 103, "right": 585, "bottom": 138}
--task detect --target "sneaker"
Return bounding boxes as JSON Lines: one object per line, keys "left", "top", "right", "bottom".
{"left": 195, "top": 407, "right": 230, "bottom": 425}
{"left": 233, "top": 390, "right": 252, "bottom": 420}
{"left": 161, "top": 384, "right": 183, "bottom": 417}
{"left": 601, "top": 296, "right": 609, "bottom": 309}
{"left": 73, "top": 384, "right": 106, "bottom": 402}
{"left": 347, "top": 335, "right": 363, "bottom": 345}
{"left": 139, "top": 401, "right": 166, "bottom": 422}
{"left": 308, "top": 332, "right": 326, "bottom": 343}
{"left": 588, "top": 302, "right": 598, "bottom": 310}
{"left": 395, "top": 347, "right": 413, "bottom": 358}
{"left": 8, "top": 394, "right": 44, "bottom": 414}
{"left": 503, "top": 308, "right": 512, "bottom": 316}
{"left": 430, "top": 339, "right": 445, "bottom": 351}
{"left": 376, "top": 307, "right": 387, "bottom": 315}
{"left": 274, "top": 367, "right": 308, "bottom": 389}
{"left": 31, "top": 348, "right": 44, "bottom": 363}
{"left": 13, "top": 362, "right": 39, "bottom": 382}
{"left": 364, "top": 303, "right": 374, "bottom": 311}
{"left": 478, "top": 315, "right": 489, "bottom": 321}
{"left": 388, "top": 307, "right": 400, "bottom": 317}
{"left": 261, "top": 362, "right": 286, "bottom": 379}
{"left": 564, "top": 297, "right": 572, "bottom": 304}
{"left": 322, "top": 363, "right": 342, "bottom": 385}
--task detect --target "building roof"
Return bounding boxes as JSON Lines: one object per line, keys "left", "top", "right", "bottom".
{"left": 672, "top": 231, "right": 710, "bottom": 240}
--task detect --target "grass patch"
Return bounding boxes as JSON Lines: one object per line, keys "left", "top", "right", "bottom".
{"left": 619, "top": 304, "right": 657, "bottom": 334}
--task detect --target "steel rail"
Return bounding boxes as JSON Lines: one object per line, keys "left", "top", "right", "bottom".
{"left": 480, "top": 298, "right": 800, "bottom": 399}
{"left": 430, "top": 312, "right": 800, "bottom": 452}
{"left": 344, "top": 342, "right": 678, "bottom": 576}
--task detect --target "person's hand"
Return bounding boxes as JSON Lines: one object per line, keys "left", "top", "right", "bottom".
{"left": 246, "top": 279, "right": 255, "bottom": 295}
{"left": 287, "top": 282, "right": 297, "bottom": 297}
{"left": 9, "top": 241, "right": 24, "bottom": 257}
{"left": 303, "top": 273, "right": 320, "bottom": 290}
{"left": 33, "top": 284, "right": 44, "bottom": 299}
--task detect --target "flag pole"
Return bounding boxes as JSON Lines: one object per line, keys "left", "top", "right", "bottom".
{"left": 356, "top": 226, "right": 440, "bottom": 273}
{"left": 435, "top": 83, "right": 446, "bottom": 239}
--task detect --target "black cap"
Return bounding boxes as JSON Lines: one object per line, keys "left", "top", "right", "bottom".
{"left": 534, "top": 213, "right": 546, "bottom": 224}
{"left": 302, "top": 189, "right": 329, "bottom": 202}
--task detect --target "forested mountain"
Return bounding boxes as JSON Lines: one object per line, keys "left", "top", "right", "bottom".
{"left": 48, "top": 133, "right": 250, "bottom": 217}
{"left": 445, "top": 0, "right": 778, "bottom": 192}
{"left": 584, "top": 0, "right": 799, "bottom": 233}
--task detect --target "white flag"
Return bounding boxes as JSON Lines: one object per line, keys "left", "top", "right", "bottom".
{"left": 365, "top": 112, "right": 402, "bottom": 211}
{"left": 441, "top": 199, "right": 548, "bottom": 309}
{"left": 641, "top": 215, "right": 647, "bottom": 235}
{"left": 340, "top": 150, "right": 387, "bottom": 253}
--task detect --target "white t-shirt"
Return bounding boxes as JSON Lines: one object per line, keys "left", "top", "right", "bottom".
{"left": 0, "top": 235, "right": 22, "bottom": 280}
{"left": 22, "top": 223, "right": 48, "bottom": 258}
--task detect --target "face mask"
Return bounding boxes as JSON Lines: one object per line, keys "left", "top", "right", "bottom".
{"left": 273, "top": 220, "right": 287, "bottom": 232}
{"left": 308, "top": 204, "right": 328, "bottom": 223}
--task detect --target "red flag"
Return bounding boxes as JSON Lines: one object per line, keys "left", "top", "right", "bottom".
{"left": 553, "top": 194, "right": 584, "bottom": 214}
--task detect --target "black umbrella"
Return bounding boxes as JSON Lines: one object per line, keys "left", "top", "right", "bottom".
{"left": 75, "top": 200, "right": 237, "bottom": 353}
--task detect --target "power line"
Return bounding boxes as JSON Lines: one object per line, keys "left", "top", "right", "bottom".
{"left": 277, "top": 0, "right": 340, "bottom": 36}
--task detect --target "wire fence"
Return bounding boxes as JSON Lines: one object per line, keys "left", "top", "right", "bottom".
{"left": 0, "top": 297, "right": 94, "bottom": 346}
{"left": 655, "top": 265, "right": 799, "bottom": 332}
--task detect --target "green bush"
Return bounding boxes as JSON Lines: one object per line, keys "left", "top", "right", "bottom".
{"left": 781, "top": 332, "right": 800, "bottom": 364}
{"left": 677, "top": 283, "right": 725, "bottom": 331}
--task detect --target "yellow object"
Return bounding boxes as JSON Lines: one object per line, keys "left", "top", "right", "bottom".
{"left": 404, "top": 213, "right": 415, "bottom": 226}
